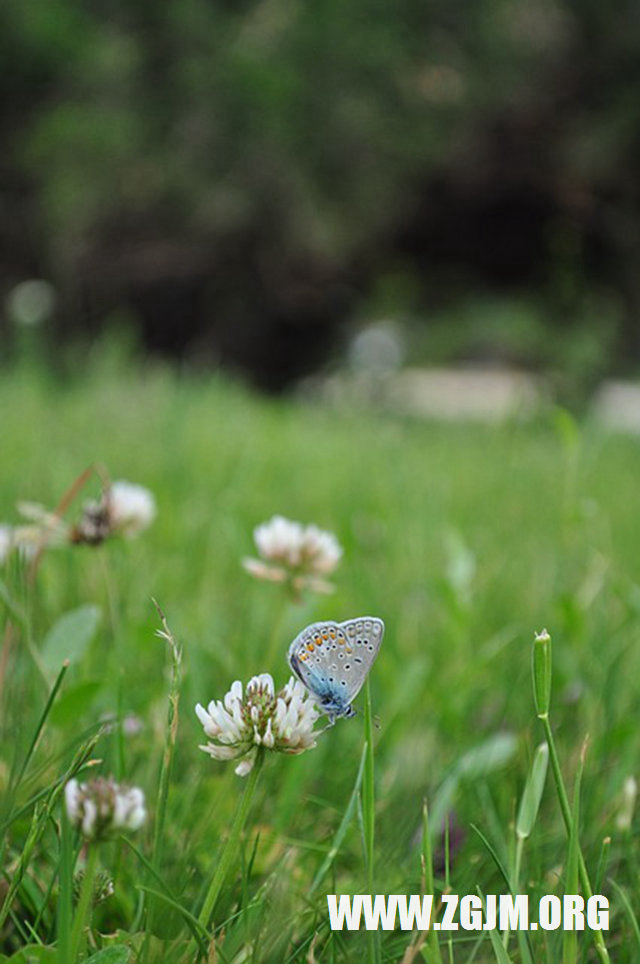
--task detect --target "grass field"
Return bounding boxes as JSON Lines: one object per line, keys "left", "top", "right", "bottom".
{"left": 1, "top": 356, "right": 639, "bottom": 963}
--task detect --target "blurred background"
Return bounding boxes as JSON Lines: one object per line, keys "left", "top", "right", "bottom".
{"left": 1, "top": 0, "right": 640, "bottom": 400}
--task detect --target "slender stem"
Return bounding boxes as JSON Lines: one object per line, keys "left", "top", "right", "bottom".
{"left": 197, "top": 750, "right": 264, "bottom": 932}
{"left": 140, "top": 604, "right": 182, "bottom": 963}
{"left": 149, "top": 604, "right": 181, "bottom": 905}
{"left": 28, "top": 463, "right": 99, "bottom": 583}
{"left": 541, "top": 717, "right": 610, "bottom": 964}
{"left": 69, "top": 844, "right": 99, "bottom": 962}
{"left": 363, "top": 688, "right": 375, "bottom": 892}
{"left": 362, "top": 682, "right": 379, "bottom": 964}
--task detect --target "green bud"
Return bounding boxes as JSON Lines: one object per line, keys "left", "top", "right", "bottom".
{"left": 532, "top": 628, "right": 552, "bottom": 719}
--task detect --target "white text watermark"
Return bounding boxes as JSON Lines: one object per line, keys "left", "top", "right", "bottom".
{"left": 326, "top": 893, "right": 609, "bottom": 932}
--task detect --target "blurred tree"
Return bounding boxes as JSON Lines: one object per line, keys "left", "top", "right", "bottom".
{"left": 0, "top": 0, "right": 639, "bottom": 386}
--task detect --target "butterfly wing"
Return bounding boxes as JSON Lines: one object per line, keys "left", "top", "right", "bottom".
{"left": 287, "top": 617, "right": 385, "bottom": 719}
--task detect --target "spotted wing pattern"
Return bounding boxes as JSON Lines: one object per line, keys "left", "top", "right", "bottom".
{"left": 287, "top": 616, "right": 385, "bottom": 721}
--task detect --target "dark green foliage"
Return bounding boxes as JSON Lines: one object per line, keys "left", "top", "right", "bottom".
{"left": 1, "top": 0, "right": 640, "bottom": 384}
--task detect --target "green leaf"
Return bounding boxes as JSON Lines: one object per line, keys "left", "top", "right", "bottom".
{"left": 40, "top": 605, "right": 101, "bottom": 672}
{"left": 431, "top": 733, "right": 518, "bottom": 834}
{"left": 49, "top": 680, "right": 103, "bottom": 726}
{"left": 86, "top": 948, "right": 131, "bottom": 964}
{"left": 5, "top": 946, "right": 57, "bottom": 963}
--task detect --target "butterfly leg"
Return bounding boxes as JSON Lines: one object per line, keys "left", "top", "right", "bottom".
{"left": 318, "top": 714, "right": 336, "bottom": 733}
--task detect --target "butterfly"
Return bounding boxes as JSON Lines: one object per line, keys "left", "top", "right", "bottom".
{"left": 287, "top": 616, "right": 385, "bottom": 723}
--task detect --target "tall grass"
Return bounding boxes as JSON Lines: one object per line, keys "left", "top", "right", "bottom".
{"left": 1, "top": 355, "right": 639, "bottom": 961}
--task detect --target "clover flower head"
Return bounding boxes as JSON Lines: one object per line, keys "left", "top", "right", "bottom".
{"left": 299, "top": 524, "right": 343, "bottom": 574}
{"left": 10, "top": 502, "right": 70, "bottom": 554}
{"left": 108, "top": 480, "right": 156, "bottom": 536}
{"left": 64, "top": 776, "right": 146, "bottom": 841}
{"left": 72, "top": 480, "right": 156, "bottom": 545}
{"left": 254, "top": 516, "right": 305, "bottom": 566}
{"left": 1, "top": 513, "right": 62, "bottom": 563}
{"left": 196, "top": 674, "right": 320, "bottom": 776}
{"left": 243, "top": 515, "right": 342, "bottom": 594}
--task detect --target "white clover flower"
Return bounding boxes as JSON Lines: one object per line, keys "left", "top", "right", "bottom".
{"left": 108, "top": 480, "right": 156, "bottom": 536}
{"left": 254, "top": 516, "right": 305, "bottom": 567}
{"left": 243, "top": 515, "right": 342, "bottom": 594}
{"left": 196, "top": 674, "right": 320, "bottom": 776}
{"left": 12, "top": 502, "right": 70, "bottom": 553}
{"left": 64, "top": 777, "right": 147, "bottom": 841}
{"left": 0, "top": 518, "right": 53, "bottom": 562}
{"left": 300, "top": 524, "right": 343, "bottom": 574}
{"left": 72, "top": 480, "right": 156, "bottom": 545}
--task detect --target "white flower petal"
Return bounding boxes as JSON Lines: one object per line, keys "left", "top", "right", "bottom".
{"left": 82, "top": 799, "right": 97, "bottom": 838}
{"left": 64, "top": 779, "right": 81, "bottom": 821}
{"left": 263, "top": 719, "right": 275, "bottom": 748}
{"left": 235, "top": 758, "right": 255, "bottom": 777}
{"left": 108, "top": 480, "right": 156, "bottom": 537}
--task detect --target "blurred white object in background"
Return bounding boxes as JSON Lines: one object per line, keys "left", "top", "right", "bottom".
{"left": 591, "top": 380, "right": 640, "bottom": 434}
{"left": 6, "top": 279, "right": 56, "bottom": 327}
{"left": 348, "top": 320, "right": 406, "bottom": 376}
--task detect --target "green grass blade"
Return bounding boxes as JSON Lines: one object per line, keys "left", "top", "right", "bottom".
{"left": 10, "top": 660, "right": 70, "bottom": 796}
{"left": 138, "top": 887, "right": 209, "bottom": 954}
{"left": 608, "top": 879, "right": 640, "bottom": 951}
{"left": 469, "top": 825, "right": 512, "bottom": 893}
{"left": 421, "top": 799, "right": 443, "bottom": 964}
{"left": 516, "top": 742, "right": 549, "bottom": 841}
{"left": 0, "top": 730, "right": 102, "bottom": 932}
{"left": 562, "top": 743, "right": 583, "bottom": 964}
{"left": 488, "top": 926, "right": 514, "bottom": 964}
{"left": 56, "top": 805, "right": 73, "bottom": 964}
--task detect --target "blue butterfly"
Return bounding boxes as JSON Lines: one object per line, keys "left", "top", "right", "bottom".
{"left": 287, "top": 617, "right": 385, "bottom": 723}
